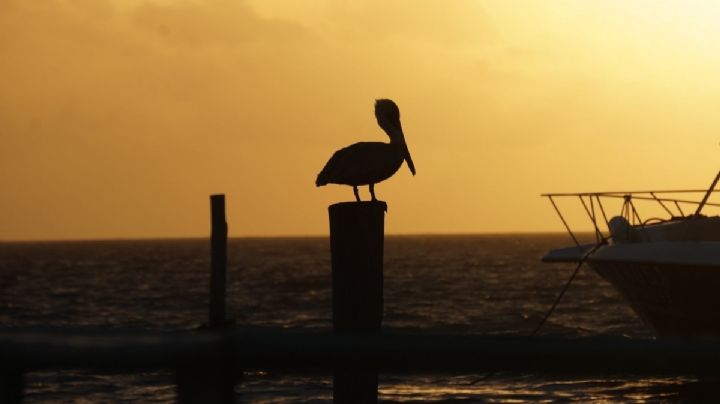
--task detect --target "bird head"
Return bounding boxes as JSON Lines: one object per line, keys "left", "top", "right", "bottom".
{"left": 375, "top": 99, "right": 401, "bottom": 135}
{"left": 375, "top": 98, "right": 415, "bottom": 175}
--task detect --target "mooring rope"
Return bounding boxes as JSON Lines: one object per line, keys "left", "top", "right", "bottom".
{"left": 468, "top": 241, "right": 604, "bottom": 385}
{"left": 529, "top": 241, "right": 603, "bottom": 337}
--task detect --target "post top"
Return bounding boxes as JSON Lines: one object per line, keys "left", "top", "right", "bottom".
{"left": 329, "top": 200, "right": 388, "bottom": 213}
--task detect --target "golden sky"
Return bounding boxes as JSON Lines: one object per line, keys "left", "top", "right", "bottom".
{"left": 3, "top": 0, "right": 720, "bottom": 240}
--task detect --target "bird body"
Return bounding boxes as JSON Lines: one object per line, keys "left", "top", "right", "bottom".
{"left": 316, "top": 99, "right": 415, "bottom": 201}
{"left": 316, "top": 142, "right": 405, "bottom": 187}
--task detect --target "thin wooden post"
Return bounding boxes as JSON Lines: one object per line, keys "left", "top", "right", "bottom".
{"left": 176, "top": 368, "right": 234, "bottom": 404}
{"left": 210, "top": 194, "right": 228, "bottom": 328}
{"left": 175, "top": 195, "right": 234, "bottom": 403}
{"left": 329, "top": 200, "right": 386, "bottom": 403}
{"left": 0, "top": 368, "right": 23, "bottom": 404}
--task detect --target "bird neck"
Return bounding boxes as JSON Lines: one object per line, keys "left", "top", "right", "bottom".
{"left": 380, "top": 122, "right": 404, "bottom": 144}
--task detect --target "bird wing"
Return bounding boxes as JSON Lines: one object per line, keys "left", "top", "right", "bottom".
{"left": 316, "top": 142, "right": 398, "bottom": 186}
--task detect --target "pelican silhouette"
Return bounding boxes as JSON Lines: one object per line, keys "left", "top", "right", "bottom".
{"left": 316, "top": 99, "right": 416, "bottom": 201}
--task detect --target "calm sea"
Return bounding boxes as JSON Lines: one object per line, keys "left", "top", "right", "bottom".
{"left": 0, "top": 235, "right": 708, "bottom": 402}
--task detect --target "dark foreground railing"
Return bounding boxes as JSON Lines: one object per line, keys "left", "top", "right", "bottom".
{"left": 3, "top": 327, "right": 720, "bottom": 403}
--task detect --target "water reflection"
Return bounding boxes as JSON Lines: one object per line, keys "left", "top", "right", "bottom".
{"left": 378, "top": 374, "right": 698, "bottom": 402}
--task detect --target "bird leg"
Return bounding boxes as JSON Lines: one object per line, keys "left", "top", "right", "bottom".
{"left": 353, "top": 186, "right": 361, "bottom": 202}
{"left": 370, "top": 184, "right": 377, "bottom": 201}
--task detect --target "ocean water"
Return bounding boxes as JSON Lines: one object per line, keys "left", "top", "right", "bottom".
{"left": 0, "top": 235, "right": 708, "bottom": 402}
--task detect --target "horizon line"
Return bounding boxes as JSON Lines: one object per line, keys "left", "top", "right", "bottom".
{"left": 0, "top": 230, "right": 592, "bottom": 243}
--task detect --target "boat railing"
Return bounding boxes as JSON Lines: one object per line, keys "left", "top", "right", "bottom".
{"left": 542, "top": 171, "right": 720, "bottom": 247}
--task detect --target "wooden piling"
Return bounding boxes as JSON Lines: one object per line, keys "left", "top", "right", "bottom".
{"left": 176, "top": 368, "right": 235, "bottom": 404}
{"left": 329, "top": 201, "right": 385, "bottom": 332}
{"left": 328, "top": 200, "right": 386, "bottom": 403}
{"left": 174, "top": 195, "right": 234, "bottom": 403}
{"left": 0, "top": 368, "right": 23, "bottom": 404}
{"left": 209, "top": 194, "right": 228, "bottom": 328}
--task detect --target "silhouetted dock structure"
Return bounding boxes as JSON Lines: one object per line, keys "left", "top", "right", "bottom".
{"left": 5, "top": 328, "right": 720, "bottom": 374}
{"left": 4, "top": 328, "right": 720, "bottom": 403}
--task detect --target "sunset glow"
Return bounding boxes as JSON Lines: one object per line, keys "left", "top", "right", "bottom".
{"left": 3, "top": 0, "right": 720, "bottom": 239}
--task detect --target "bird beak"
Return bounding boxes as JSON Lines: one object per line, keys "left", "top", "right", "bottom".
{"left": 394, "top": 124, "right": 415, "bottom": 176}
{"left": 404, "top": 144, "right": 416, "bottom": 176}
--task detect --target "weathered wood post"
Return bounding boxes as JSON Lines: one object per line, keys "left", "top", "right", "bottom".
{"left": 176, "top": 367, "right": 235, "bottom": 404}
{"left": 0, "top": 369, "right": 23, "bottom": 404}
{"left": 209, "top": 194, "right": 228, "bottom": 328}
{"left": 176, "top": 194, "right": 234, "bottom": 403}
{"left": 329, "top": 200, "right": 386, "bottom": 403}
